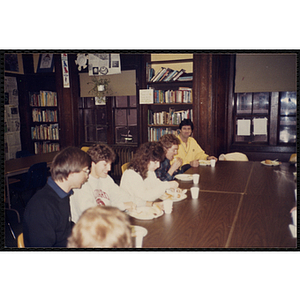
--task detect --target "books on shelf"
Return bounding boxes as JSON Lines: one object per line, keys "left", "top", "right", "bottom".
{"left": 153, "top": 87, "right": 192, "bottom": 103}
{"left": 30, "top": 91, "right": 57, "bottom": 107}
{"left": 31, "top": 123, "right": 59, "bottom": 141}
{"left": 34, "top": 141, "right": 60, "bottom": 154}
{"left": 149, "top": 68, "right": 190, "bottom": 82}
{"left": 148, "top": 108, "right": 193, "bottom": 126}
{"left": 148, "top": 127, "right": 179, "bottom": 142}
{"left": 32, "top": 108, "right": 58, "bottom": 122}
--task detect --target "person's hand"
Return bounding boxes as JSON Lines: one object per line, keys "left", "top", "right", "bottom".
{"left": 190, "top": 160, "right": 199, "bottom": 167}
{"left": 207, "top": 156, "right": 218, "bottom": 161}
{"left": 172, "top": 157, "right": 183, "bottom": 170}
{"left": 124, "top": 202, "right": 136, "bottom": 212}
{"left": 169, "top": 180, "right": 179, "bottom": 189}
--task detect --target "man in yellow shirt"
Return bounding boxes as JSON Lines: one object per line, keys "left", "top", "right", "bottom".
{"left": 174, "top": 119, "right": 217, "bottom": 167}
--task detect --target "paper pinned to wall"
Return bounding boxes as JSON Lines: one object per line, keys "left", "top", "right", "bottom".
{"left": 139, "top": 89, "right": 154, "bottom": 104}
{"left": 88, "top": 54, "right": 121, "bottom": 76}
{"left": 237, "top": 119, "right": 251, "bottom": 136}
{"left": 253, "top": 117, "right": 268, "bottom": 135}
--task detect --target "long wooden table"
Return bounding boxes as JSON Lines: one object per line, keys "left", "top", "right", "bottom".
{"left": 4, "top": 151, "right": 59, "bottom": 212}
{"left": 131, "top": 161, "right": 297, "bottom": 249}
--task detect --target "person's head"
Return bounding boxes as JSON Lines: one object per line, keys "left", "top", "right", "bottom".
{"left": 50, "top": 147, "right": 91, "bottom": 188}
{"left": 129, "top": 142, "right": 165, "bottom": 179}
{"left": 87, "top": 144, "right": 116, "bottom": 178}
{"left": 179, "top": 119, "right": 194, "bottom": 139}
{"left": 67, "top": 206, "right": 132, "bottom": 248}
{"left": 159, "top": 134, "right": 180, "bottom": 161}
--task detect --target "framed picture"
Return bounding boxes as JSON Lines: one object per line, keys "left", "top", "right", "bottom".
{"left": 37, "top": 54, "right": 54, "bottom": 73}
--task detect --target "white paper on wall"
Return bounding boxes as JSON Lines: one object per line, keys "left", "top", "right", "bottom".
{"left": 237, "top": 119, "right": 251, "bottom": 136}
{"left": 139, "top": 89, "right": 154, "bottom": 104}
{"left": 253, "top": 117, "right": 268, "bottom": 135}
{"left": 88, "top": 54, "right": 121, "bottom": 76}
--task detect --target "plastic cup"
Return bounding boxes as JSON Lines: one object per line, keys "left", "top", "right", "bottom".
{"left": 292, "top": 209, "right": 297, "bottom": 226}
{"left": 211, "top": 159, "right": 216, "bottom": 167}
{"left": 190, "top": 187, "right": 199, "bottom": 199}
{"left": 193, "top": 174, "right": 200, "bottom": 184}
{"left": 135, "top": 233, "right": 144, "bottom": 248}
{"left": 163, "top": 199, "right": 173, "bottom": 214}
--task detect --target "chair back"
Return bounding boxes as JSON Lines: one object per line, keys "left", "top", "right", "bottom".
{"left": 27, "top": 162, "right": 48, "bottom": 190}
{"left": 121, "top": 162, "right": 130, "bottom": 173}
{"left": 219, "top": 152, "right": 249, "bottom": 161}
{"left": 17, "top": 233, "right": 25, "bottom": 248}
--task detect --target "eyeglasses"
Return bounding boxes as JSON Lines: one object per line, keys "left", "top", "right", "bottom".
{"left": 82, "top": 169, "right": 90, "bottom": 175}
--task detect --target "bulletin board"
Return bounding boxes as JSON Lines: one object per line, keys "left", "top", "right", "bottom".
{"left": 79, "top": 70, "right": 136, "bottom": 97}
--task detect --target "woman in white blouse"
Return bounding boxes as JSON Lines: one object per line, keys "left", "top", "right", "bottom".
{"left": 120, "top": 142, "right": 178, "bottom": 207}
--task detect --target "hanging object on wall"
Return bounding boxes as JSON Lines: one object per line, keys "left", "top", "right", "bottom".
{"left": 75, "top": 54, "right": 88, "bottom": 71}
{"left": 61, "top": 54, "right": 70, "bottom": 88}
{"left": 88, "top": 53, "right": 121, "bottom": 76}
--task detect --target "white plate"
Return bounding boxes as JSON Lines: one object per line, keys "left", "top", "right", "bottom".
{"left": 261, "top": 160, "right": 281, "bottom": 166}
{"left": 130, "top": 225, "right": 148, "bottom": 238}
{"left": 128, "top": 205, "right": 164, "bottom": 220}
{"left": 160, "top": 192, "right": 187, "bottom": 202}
{"left": 175, "top": 174, "right": 193, "bottom": 181}
{"left": 199, "top": 160, "right": 211, "bottom": 166}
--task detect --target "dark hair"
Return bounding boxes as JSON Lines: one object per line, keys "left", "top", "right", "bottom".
{"left": 179, "top": 119, "right": 194, "bottom": 131}
{"left": 129, "top": 142, "right": 165, "bottom": 180}
{"left": 159, "top": 134, "right": 180, "bottom": 150}
{"left": 51, "top": 147, "right": 92, "bottom": 182}
{"left": 87, "top": 143, "right": 116, "bottom": 163}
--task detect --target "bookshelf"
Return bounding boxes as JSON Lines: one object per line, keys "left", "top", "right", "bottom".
{"left": 145, "top": 57, "right": 193, "bottom": 141}
{"left": 29, "top": 90, "right": 60, "bottom": 154}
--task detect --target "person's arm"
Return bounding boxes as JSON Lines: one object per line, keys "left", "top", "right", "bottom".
{"left": 70, "top": 184, "right": 96, "bottom": 223}
{"left": 23, "top": 200, "right": 57, "bottom": 247}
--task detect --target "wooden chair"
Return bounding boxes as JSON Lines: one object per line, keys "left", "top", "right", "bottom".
{"left": 121, "top": 162, "right": 130, "bottom": 173}
{"left": 81, "top": 147, "right": 89, "bottom": 152}
{"left": 17, "top": 233, "right": 25, "bottom": 248}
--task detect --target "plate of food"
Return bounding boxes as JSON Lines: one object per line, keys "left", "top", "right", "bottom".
{"left": 175, "top": 174, "right": 193, "bottom": 181}
{"left": 160, "top": 188, "right": 188, "bottom": 202}
{"left": 261, "top": 159, "right": 281, "bottom": 166}
{"left": 128, "top": 204, "right": 164, "bottom": 220}
{"left": 199, "top": 160, "right": 211, "bottom": 166}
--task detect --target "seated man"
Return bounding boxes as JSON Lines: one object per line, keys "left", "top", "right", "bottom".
{"left": 67, "top": 206, "right": 132, "bottom": 248}
{"left": 155, "top": 133, "right": 191, "bottom": 181}
{"left": 70, "top": 143, "right": 138, "bottom": 223}
{"left": 23, "top": 147, "right": 92, "bottom": 247}
{"left": 174, "top": 119, "right": 217, "bottom": 167}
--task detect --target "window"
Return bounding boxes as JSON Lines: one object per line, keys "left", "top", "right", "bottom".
{"left": 78, "top": 97, "right": 108, "bottom": 143}
{"left": 113, "top": 96, "right": 138, "bottom": 144}
{"left": 279, "top": 91, "right": 296, "bottom": 144}
{"left": 234, "top": 92, "right": 270, "bottom": 143}
{"left": 233, "top": 91, "right": 296, "bottom": 146}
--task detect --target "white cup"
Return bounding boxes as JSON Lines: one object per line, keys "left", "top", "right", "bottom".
{"left": 211, "top": 159, "right": 216, "bottom": 167}
{"left": 190, "top": 187, "right": 199, "bottom": 199}
{"left": 291, "top": 209, "right": 297, "bottom": 226}
{"left": 163, "top": 199, "right": 173, "bottom": 214}
{"left": 192, "top": 174, "right": 200, "bottom": 184}
{"left": 135, "top": 233, "right": 144, "bottom": 248}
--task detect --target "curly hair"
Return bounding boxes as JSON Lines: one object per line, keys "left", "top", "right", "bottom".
{"left": 87, "top": 143, "right": 116, "bottom": 163}
{"left": 159, "top": 134, "right": 180, "bottom": 150}
{"left": 129, "top": 142, "right": 165, "bottom": 179}
{"left": 67, "top": 206, "right": 132, "bottom": 248}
